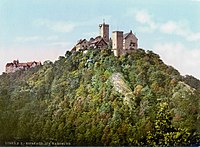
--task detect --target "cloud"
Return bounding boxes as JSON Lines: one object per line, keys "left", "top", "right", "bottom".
{"left": 15, "top": 36, "right": 42, "bottom": 42}
{"left": 15, "top": 36, "right": 72, "bottom": 49}
{"left": 159, "top": 21, "right": 178, "bottom": 34}
{"left": 191, "top": 0, "right": 200, "bottom": 1}
{"left": 48, "top": 41, "right": 72, "bottom": 48}
{"left": 187, "top": 32, "right": 200, "bottom": 41}
{"left": 134, "top": 10, "right": 200, "bottom": 41}
{"left": 159, "top": 21, "right": 200, "bottom": 41}
{"left": 35, "top": 19, "right": 76, "bottom": 33}
{"left": 135, "top": 10, "right": 157, "bottom": 32}
{"left": 15, "top": 35, "right": 59, "bottom": 42}
{"left": 34, "top": 16, "right": 112, "bottom": 35}
{"left": 153, "top": 42, "right": 200, "bottom": 79}
{"left": 135, "top": 10, "right": 151, "bottom": 24}
{"left": 82, "top": 31, "right": 98, "bottom": 38}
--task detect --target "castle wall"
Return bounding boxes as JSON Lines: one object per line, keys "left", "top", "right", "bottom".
{"left": 123, "top": 33, "right": 138, "bottom": 50}
{"left": 6, "top": 66, "right": 20, "bottom": 73}
{"left": 76, "top": 40, "right": 89, "bottom": 51}
{"left": 6, "top": 66, "right": 14, "bottom": 73}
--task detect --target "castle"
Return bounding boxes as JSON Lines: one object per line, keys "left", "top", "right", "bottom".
{"left": 5, "top": 60, "right": 42, "bottom": 73}
{"left": 5, "top": 22, "right": 137, "bottom": 73}
{"left": 72, "top": 22, "right": 138, "bottom": 56}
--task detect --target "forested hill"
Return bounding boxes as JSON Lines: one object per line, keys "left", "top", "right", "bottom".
{"left": 0, "top": 48, "right": 200, "bottom": 146}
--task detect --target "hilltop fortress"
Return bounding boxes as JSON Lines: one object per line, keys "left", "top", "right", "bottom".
{"left": 72, "top": 22, "right": 138, "bottom": 57}
{"left": 5, "top": 22, "right": 138, "bottom": 73}
{"left": 5, "top": 60, "right": 41, "bottom": 73}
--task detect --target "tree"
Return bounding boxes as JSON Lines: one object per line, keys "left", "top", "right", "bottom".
{"left": 147, "top": 102, "right": 198, "bottom": 146}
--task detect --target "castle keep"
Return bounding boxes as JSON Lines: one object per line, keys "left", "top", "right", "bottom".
{"left": 72, "top": 22, "right": 138, "bottom": 56}
{"left": 112, "top": 31, "right": 123, "bottom": 57}
{"left": 99, "top": 23, "right": 109, "bottom": 43}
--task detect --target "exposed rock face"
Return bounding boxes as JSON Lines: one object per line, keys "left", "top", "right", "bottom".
{"left": 110, "top": 72, "right": 135, "bottom": 108}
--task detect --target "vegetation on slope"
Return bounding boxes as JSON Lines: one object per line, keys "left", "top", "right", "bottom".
{"left": 0, "top": 48, "right": 199, "bottom": 145}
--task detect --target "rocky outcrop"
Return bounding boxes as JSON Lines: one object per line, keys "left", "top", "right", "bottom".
{"left": 110, "top": 72, "right": 135, "bottom": 109}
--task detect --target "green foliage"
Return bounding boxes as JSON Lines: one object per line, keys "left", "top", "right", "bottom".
{"left": 147, "top": 102, "right": 198, "bottom": 145}
{"left": 0, "top": 48, "right": 199, "bottom": 145}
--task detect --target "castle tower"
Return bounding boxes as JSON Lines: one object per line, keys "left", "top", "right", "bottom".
{"left": 99, "top": 22, "right": 109, "bottom": 43}
{"left": 112, "top": 31, "right": 123, "bottom": 57}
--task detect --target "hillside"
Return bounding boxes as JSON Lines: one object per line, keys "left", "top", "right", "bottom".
{"left": 0, "top": 48, "right": 200, "bottom": 145}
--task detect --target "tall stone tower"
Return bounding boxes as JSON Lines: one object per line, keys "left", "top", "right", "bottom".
{"left": 99, "top": 22, "right": 109, "bottom": 43}
{"left": 112, "top": 31, "right": 123, "bottom": 57}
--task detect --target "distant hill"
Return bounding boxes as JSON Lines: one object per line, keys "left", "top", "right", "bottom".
{"left": 0, "top": 48, "right": 199, "bottom": 146}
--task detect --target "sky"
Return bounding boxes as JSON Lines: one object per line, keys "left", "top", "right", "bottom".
{"left": 0, "top": 0, "right": 200, "bottom": 79}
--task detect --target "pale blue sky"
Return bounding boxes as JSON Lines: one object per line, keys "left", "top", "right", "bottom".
{"left": 1, "top": 0, "right": 200, "bottom": 78}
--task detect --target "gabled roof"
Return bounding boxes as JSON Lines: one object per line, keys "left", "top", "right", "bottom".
{"left": 95, "top": 36, "right": 102, "bottom": 40}
{"left": 6, "top": 63, "right": 13, "bottom": 67}
{"left": 27, "top": 62, "right": 33, "bottom": 66}
{"left": 71, "top": 46, "right": 76, "bottom": 51}
{"left": 76, "top": 39, "right": 87, "bottom": 45}
{"left": 95, "top": 38, "right": 107, "bottom": 46}
{"left": 89, "top": 36, "right": 107, "bottom": 46}
{"left": 123, "top": 32, "right": 130, "bottom": 39}
{"left": 89, "top": 37, "right": 95, "bottom": 42}
{"left": 123, "top": 30, "right": 138, "bottom": 40}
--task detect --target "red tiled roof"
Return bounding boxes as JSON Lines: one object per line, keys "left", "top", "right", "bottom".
{"left": 18, "top": 63, "right": 28, "bottom": 67}
{"left": 27, "top": 62, "right": 34, "bottom": 66}
{"left": 89, "top": 37, "right": 108, "bottom": 47}
{"left": 6, "top": 60, "right": 41, "bottom": 68}
{"left": 89, "top": 36, "right": 105, "bottom": 44}
{"left": 95, "top": 38, "right": 107, "bottom": 46}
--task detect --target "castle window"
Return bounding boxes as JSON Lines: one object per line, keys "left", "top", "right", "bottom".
{"left": 130, "top": 41, "right": 136, "bottom": 47}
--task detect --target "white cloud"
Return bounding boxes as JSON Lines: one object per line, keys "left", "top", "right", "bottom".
{"left": 135, "top": 10, "right": 157, "bottom": 32}
{"left": 15, "top": 36, "right": 43, "bottom": 42}
{"left": 15, "top": 35, "right": 59, "bottom": 42}
{"left": 134, "top": 10, "right": 200, "bottom": 42}
{"left": 160, "top": 21, "right": 178, "bottom": 34}
{"left": 187, "top": 32, "right": 200, "bottom": 41}
{"left": 159, "top": 21, "right": 200, "bottom": 41}
{"left": 46, "top": 36, "right": 59, "bottom": 41}
{"left": 82, "top": 31, "right": 98, "bottom": 38}
{"left": 191, "top": 0, "right": 200, "bottom": 2}
{"left": 35, "top": 19, "right": 76, "bottom": 33}
{"left": 48, "top": 41, "right": 72, "bottom": 48}
{"left": 135, "top": 10, "right": 151, "bottom": 24}
{"left": 153, "top": 42, "right": 200, "bottom": 79}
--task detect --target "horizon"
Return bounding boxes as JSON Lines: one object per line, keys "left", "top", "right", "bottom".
{"left": 1, "top": 0, "right": 200, "bottom": 79}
